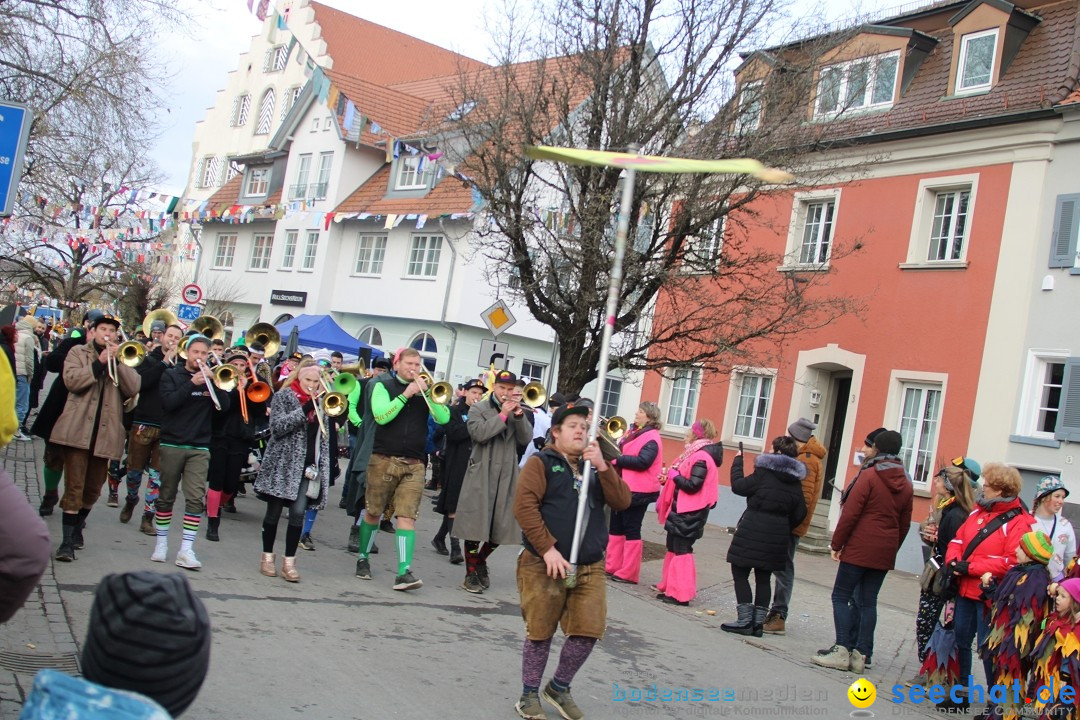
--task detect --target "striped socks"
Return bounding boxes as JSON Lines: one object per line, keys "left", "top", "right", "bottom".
{"left": 396, "top": 529, "right": 415, "bottom": 575}
{"left": 358, "top": 519, "right": 378, "bottom": 559}
{"left": 156, "top": 510, "right": 172, "bottom": 537}
{"left": 180, "top": 514, "right": 200, "bottom": 553}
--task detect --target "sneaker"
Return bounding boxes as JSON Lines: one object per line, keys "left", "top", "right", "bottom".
{"left": 54, "top": 542, "right": 75, "bottom": 562}
{"left": 477, "top": 564, "right": 491, "bottom": 590}
{"left": 175, "top": 549, "right": 202, "bottom": 570}
{"left": 235, "top": 485, "right": 246, "bottom": 496}
{"left": 849, "top": 649, "right": 866, "bottom": 674}
{"left": 150, "top": 543, "right": 168, "bottom": 563}
{"left": 355, "top": 557, "right": 372, "bottom": 580}
{"left": 463, "top": 571, "right": 484, "bottom": 594}
{"left": 16, "top": 431, "right": 31, "bottom": 442}
{"left": 393, "top": 571, "right": 423, "bottom": 591}
{"left": 106, "top": 492, "right": 119, "bottom": 508}
{"left": 762, "top": 612, "right": 786, "bottom": 635}
{"left": 71, "top": 526, "right": 85, "bottom": 550}
{"left": 298, "top": 534, "right": 316, "bottom": 551}
{"left": 811, "top": 644, "right": 850, "bottom": 670}
{"left": 541, "top": 681, "right": 584, "bottom": 720}
{"left": 515, "top": 691, "right": 548, "bottom": 719}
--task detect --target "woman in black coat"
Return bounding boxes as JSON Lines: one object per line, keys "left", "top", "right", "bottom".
{"left": 722, "top": 436, "right": 807, "bottom": 636}
{"left": 432, "top": 380, "right": 486, "bottom": 564}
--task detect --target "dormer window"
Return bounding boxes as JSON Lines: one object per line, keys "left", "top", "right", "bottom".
{"left": 735, "top": 82, "right": 763, "bottom": 133}
{"left": 395, "top": 155, "right": 433, "bottom": 190}
{"left": 956, "top": 29, "right": 997, "bottom": 93}
{"left": 815, "top": 51, "right": 899, "bottom": 118}
{"left": 244, "top": 167, "right": 270, "bottom": 197}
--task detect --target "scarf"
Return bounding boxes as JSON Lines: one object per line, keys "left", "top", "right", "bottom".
{"left": 618, "top": 422, "right": 655, "bottom": 448}
{"left": 290, "top": 381, "right": 317, "bottom": 424}
{"left": 671, "top": 437, "right": 713, "bottom": 472}
{"left": 976, "top": 494, "right": 1015, "bottom": 512}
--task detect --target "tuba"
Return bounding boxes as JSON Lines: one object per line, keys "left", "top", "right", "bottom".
{"left": 142, "top": 308, "right": 179, "bottom": 338}
{"left": 190, "top": 315, "right": 224, "bottom": 340}
{"left": 246, "top": 322, "right": 281, "bottom": 357}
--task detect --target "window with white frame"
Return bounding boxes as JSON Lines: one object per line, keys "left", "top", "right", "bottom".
{"left": 244, "top": 167, "right": 270, "bottom": 197}
{"left": 407, "top": 235, "right": 443, "bottom": 277}
{"left": 255, "top": 88, "right": 275, "bottom": 135}
{"left": 290, "top": 154, "right": 311, "bottom": 200}
{"left": 264, "top": 44, "right": 289, "bottom": 72}
{"left": 664, "top": 367, "right": 702, "bottom": 428}
{"left": 1016, "top": 351, "right": 1069, "bottom": 439}
{"left": 928, "top": 188, "right": 971, "bottom": 262}
{"left": 795, "top": 199, "right": 835, "bottom": 266}
{"left": 733, "top": 373, "right": 773, "bottom": 440}
{"left": 357, "top": 326, "right": 383, "bottom": 347}
{"left": 957, "top": 29, "right": 997, "bottom": 93}
{"left": 199, "top": 156, "right": 221, "bottom": 188}
{"left": 323, "top": 117, "right": 333, "bottom": 132}
{"left": 301, "top": 231, "right": 319, "bottom": 270}
{"left": 310, "top": 117, "right": 320, "bottom": 133}
{"left": 213, "top": 234, "right": 237, "bottom": 269}
{"left": 735, "top": 81, "right": 763, "bottom": 132}
{"left": 815, "top": 51, "right": 900, "bottom": 118}
{"left": 897, "top": 382, "right": 943, "bottom": 485}
{"left": 313, "top": 152, "right": 332, "bottom": 200}
{"left": 410, "top": 332, "right": 438, "bottom": 372}
{"left": 249, "top": 234, "right": 273, "bottom": 270}
{"left": 231, "top": 93, "right": 251, "bottom": 127}
{"left": 281, "top": 230, "right": 297, "bottom": 269}
{"left": 682, "top": 218, "right": 725, "bottom": 273}
{"left": 280, "top": 86, "right": 301, "bottom": 122}
{"left": 600, "top": 378, "right": 623, "bottom": 419}
{"left": 395, "top": 155, "right": 434, "bottom": 190}
{"left": 520, "top": 360, "right": 547, "bottom": 384}
{"left": 354, "top": 234, "right": 387, "bottom": 275}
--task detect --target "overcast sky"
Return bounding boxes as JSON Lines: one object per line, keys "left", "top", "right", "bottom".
{"left": 151, "top": 0, "right": 907, "bottom": 196}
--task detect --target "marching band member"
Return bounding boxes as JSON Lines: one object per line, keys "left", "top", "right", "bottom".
{"left": 153, "top": 335, "right": 230, "bottom": 569}
{"left": 254, "top": 359, "right": 330, "bottom": 582}
{"left": 206, "top": 350, "right": 260, "bottom": 543}
{"left": 123, "top": 323, "right": 183, "bottom": 534}
{"left": 513, "top": 402, "right": 631, "bottom": 720}
{"left": 455, "top": 370, "right": 533, "bottom": 593}
{"left": 353, "top": 348, "right": 449, "bottom": 591}
{"left": 344, "top": 356, "right": 391, "bottom": 553}
{"left": 50, "top": 313, "right": 140, "bottom": 561}
{"left": 432, "top": 379, "right": 486, "bottom": 564}
{"left": 273, "top": 352, "right": 302, "bottom": 391}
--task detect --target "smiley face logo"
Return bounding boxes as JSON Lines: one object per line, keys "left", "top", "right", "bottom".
{"left": 848, "top": 678, "right": 876, "bottom": 708}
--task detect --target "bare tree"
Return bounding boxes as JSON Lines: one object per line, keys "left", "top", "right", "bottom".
{"left": 445, "top": 0, "right": 869, "bottom": 394}
{"left": 200, "top": 273, "right": 246, "bottom": 320}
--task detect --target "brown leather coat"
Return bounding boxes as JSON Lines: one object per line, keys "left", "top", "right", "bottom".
{"left": 793, "top": 436, "right": 826, "bottom": 537}
{"left": 50, "top": 342, "right": 140, "bottom": 460}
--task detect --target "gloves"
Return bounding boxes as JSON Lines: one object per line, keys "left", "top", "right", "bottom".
{"left": 950, "top": 560, "right": 969, "bottom": 576}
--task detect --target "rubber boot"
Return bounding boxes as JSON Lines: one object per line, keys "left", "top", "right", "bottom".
{"left": 615, "top": 539, "right": 643, "bottom": 583}
{"left": 751, "top": 606, "right": 768, "bottom": 638}
{"left": 653, "top": 551, "right": 674, "bottom": 597}
{"left": 721, "top": 603, "right": 756, "bottom": 635}
{"left": 665, "top": 553, "right": 696, "bottom": 604}
{"left": 605, "top": 534, "right": 626, "bottom": 576}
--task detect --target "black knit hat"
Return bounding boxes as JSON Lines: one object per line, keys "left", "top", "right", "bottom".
{"left": 81, "top": 572, "right": 211, "bottom": 716}
{"left": 864, "top": 427, "right": 887, "bottom": 447}
{"left": 874, "top": 430, "right": 903, "bottom": 456}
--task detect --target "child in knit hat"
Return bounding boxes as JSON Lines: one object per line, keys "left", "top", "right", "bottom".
{"left": 1027, "top": 578, "right": 1080, "bottom": 719}
{"left": 979, "top": 531, "right": 1053, "bottom": 719}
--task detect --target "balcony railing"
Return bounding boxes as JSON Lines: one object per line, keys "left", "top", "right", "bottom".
{"left": 311, "top": 182, "right": 328, "bottom": 200}
{"left": 289, "top": 184, "right": 308, "bottom": 200}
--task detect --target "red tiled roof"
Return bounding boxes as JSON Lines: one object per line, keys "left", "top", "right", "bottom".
{"left": 333, "top": 164, "right": 474, "bottom": 216}
{"left": 325, "top": 69, "right": 432, "bottom": 141}
{"left": 761, "top": 0, "right": 1080, "bottom": 140}
{"left": 310, "top": 2, "right": 489, "bottom": 86}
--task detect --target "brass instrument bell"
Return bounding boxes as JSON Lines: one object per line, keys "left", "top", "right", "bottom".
{"left": 322, "top": 391, "right": 348, "bottom": 416}
{"left": 141, "top": 308, "right": 179, "bottom": 337}
{"left": 522, "top": 381, "right": 547, "bottom": 408}
{"left": 117, "top": 341, "right": 146, "bottom": 367}
{"left": 246, "top": 322, "right": 281, "bottom": 357}
{"left": 213, "top": 364, "right": 239, "bottom": 392}
{"left": 190, "top": 315, "right": 225, "bottom": 340}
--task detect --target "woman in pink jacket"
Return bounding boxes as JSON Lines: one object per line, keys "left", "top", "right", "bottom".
{"left": 653, "top": 419, "right": 722, "bottom": 606}
{"left": 605, "top": 402, "right": 664, "bottom": 584}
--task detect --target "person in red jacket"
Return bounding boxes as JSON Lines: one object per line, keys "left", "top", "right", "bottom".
{"left": 813, "top": 430, "right": 913, "bottom": 674}
{"left": 941, "top": 462, "right": 1031, "bottom": 713}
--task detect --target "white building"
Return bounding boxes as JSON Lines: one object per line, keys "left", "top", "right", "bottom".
{"left": 182, "top": 1, "right": 557, "bottom": 387}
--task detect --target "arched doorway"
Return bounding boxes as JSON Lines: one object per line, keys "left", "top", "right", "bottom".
{"left": 409, "top": 331, "right": 438, "bottom": 373}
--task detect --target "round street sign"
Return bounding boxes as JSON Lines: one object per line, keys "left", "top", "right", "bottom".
{"left": 182, "top": 283, "right": 203, "bottom": 304}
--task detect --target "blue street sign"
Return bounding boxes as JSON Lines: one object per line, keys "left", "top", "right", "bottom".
{"left": 0, "top": 101, "right": 33, "bottom": 217}
{"left": 177, "top": 303, "right": 203, "bottom": 322}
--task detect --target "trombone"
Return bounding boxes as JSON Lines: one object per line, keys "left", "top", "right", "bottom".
{"left": 522, "top": 381, "right": 547, "bottom": 409}
{"left": 195, "top": 359, "right": 222, "bottom": 411}
{"left": 318, "top": 372, "right": 349, "bottom": 419}
{"left": 107, "top": 333, "right": 146, "bottom": 387}
{"left": 416, "top": 372, "right": 454, "bottom": 407}
{"left": 597, "top": 415, "right": 628, "bottom": 463}
{"left": 245, "top": 357, "right": 272, "bottom": 403}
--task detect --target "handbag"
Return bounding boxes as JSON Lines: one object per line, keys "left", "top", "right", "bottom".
{"left": 919, "top": 557, "right": 951, "bottom": 597}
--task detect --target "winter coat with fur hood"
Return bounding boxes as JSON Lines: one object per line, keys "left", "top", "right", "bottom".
{"left": 726, "top": 453, "right": 808, "bottom": 571}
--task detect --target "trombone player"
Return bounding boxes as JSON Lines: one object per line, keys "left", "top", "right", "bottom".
{"left": 153, "top": 335, "right": 231, "bottom": 570}
{"left": 50, "top": 313, "right": 140, "bottom": 561}
{"left": 121, "top": 322, "right": 184, "bottom": 535}
{"left": 454, "top": 370, "right": 535, "bottom": 593}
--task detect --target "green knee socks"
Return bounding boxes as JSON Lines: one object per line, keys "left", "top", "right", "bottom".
{"left": 396, "top": 529, "right": 415, "bottom": 575}
{"left": 43, "top": 467, "right": 62, "bottom": 492}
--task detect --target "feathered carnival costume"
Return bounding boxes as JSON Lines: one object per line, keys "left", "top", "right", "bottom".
{"left": 1028, "top": 577, "right": 1080, "bottom": 720}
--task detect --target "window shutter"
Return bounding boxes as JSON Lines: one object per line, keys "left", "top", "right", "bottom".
{"left": 1055, "top": 357, "right": 1080, "bottom": 442}
{"left": 1049, "top": 193, "right": 1080, "bottom": 268}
